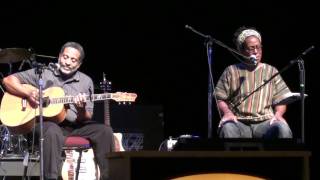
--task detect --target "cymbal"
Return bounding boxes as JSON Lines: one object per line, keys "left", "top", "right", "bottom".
{"left": 0, "top": 48, "right": 32, "bottom": 64}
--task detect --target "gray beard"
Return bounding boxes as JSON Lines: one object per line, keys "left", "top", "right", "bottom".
{"left": 60, "top": 67, "right": 78, "bottom": 75}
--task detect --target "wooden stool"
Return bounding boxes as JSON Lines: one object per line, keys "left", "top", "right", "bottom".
{"left": 61, "top": 136, "right": 100, "bottom": 180}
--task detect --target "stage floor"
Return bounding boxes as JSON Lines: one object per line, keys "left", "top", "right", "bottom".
{"left": 0, "top": 150, "right": 311, "bottom": 180}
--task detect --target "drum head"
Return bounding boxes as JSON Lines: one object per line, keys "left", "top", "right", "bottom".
{"left": 0, "top": 125, "right": 28, "bottom": 157}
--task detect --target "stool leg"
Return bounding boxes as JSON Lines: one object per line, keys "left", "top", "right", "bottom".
{"left": 75, "top": 150, "right": 83, "bottom": 180}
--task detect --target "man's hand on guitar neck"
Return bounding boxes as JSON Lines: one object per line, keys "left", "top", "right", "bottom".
{"left": 74, "top": 93, "right": 92, "bottom": 121}
{"left": 74, "top": 93, "right": 87, "bottom": 109}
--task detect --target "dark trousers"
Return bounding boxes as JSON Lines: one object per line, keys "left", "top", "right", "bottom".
{"left": 218, "top": 119, "right": 292, "bottom": 138}
{"left": 35, "top": 121, "right": 115, "bottom": 180}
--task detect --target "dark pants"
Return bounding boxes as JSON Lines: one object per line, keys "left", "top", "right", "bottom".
{"left": 34, "top": 121, "right": 115, "bottom": 180}
{"left": 219, "top": 119, "right": 293, "bottom": 138}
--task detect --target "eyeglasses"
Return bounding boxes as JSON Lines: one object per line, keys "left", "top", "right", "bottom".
{"left": 245, "top": 45, "right": 262, "bottom": 53}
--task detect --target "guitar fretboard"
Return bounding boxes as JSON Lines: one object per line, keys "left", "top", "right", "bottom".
{"left": 50, "top": 93, "right": 113, "bottom": 104}
{"left": 104, "top": 100, "right": 111, "bottom": 126}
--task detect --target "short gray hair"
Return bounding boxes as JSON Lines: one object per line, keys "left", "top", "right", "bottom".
{"left": 60, "top": 41, "right": 85, "bottom": 62}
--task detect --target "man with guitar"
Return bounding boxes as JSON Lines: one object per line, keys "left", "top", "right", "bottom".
{"left": 1, "top": 42, "right": 115, "bottom": 180}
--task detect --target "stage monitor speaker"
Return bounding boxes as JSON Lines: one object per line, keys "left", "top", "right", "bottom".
{"left": 93, "top": 103, "right": 164, "bottom": 150}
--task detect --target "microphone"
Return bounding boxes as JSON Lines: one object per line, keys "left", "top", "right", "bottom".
{"left": 48, "top": 62, "right": 60, "bottom": 71}
{"left": 301, "top": 45, "right": 314, "bottom": 56}
{"left": 48, "top": 62, "right": 60, "bottom": 75}
{"left": 185, "top": 25, "right": 212, "bottom": 39}
{"left": 248, "top": 55, "right": 257, "bottom": 66}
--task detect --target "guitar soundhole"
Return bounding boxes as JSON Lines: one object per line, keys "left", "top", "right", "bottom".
{"left": 42, "top": 96, "right": 50, "bottom": 107}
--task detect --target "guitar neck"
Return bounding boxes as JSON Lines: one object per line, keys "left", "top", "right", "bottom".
{"left": 101, "top": 74, "right": 112, "bottom": 127}
{"left": 104, "top": 100, "right": 111, "bottom": 126}
{"left": 50, "top": 93, "right": 113, "bottom": 104}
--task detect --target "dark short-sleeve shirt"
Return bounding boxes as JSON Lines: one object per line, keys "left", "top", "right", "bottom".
{"left": 13, "top": 68, "right": 94, "bottom": 122}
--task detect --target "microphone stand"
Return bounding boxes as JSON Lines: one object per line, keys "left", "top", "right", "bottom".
{"left": 34, "top": 54, "right": 57, "bottom": 59}
{"left": 186, "top": 25, "right": 313, "bottom": 143}
{"left": 185, "top": 25, "right": 215, "bottom": 138}
{"left": 33, "top": 62, "right": 46, "bottom": 180}
{"left": 296, "top": 46, "right": 314, "bottom": 144}
{"left": 185, "top": 25, "right": 253, "bottom": 62}
{"left": 185, "top": 25, "right": 252, "bottom": 138}
{"left": 30, "top": 53, "right": 59, "bottom": 179}
{"left": 233, "top": 46, "right": 313, "bottom": 144}
{"left": 298, "top": 58, "right": 305, "bottom": 144}
{"left": 206, "top": 37, "right": 213, "bottom": 138}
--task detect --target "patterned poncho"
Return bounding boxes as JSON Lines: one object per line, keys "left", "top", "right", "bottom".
{"left": 215, "top": 63, "right": 291, "bottom": 122}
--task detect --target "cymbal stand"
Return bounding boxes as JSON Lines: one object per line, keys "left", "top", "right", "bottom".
{"left": 18, "top": 59, "right": 33, "bottom": 71}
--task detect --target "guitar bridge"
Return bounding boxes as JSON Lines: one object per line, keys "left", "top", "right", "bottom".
{"left": 21, "top": 98, "right": 27, "bottom": 111}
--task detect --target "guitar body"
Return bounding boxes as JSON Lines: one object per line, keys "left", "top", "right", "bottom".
{"left": 0, "top": 83, "right": 136, "bottom": 135}
{"left": 113, "top": 132, "right": 125, "bottom": 152}
{"left": 0, "top": 84, "right": 66, "bottom": 134}
{"left": 61, "top": 148, "right": 100, "bottom": 180}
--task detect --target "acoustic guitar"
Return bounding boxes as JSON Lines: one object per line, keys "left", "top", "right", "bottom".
{"left": 61, "top": 148, "right": 100, "bottom": 180}
{"left": 0, "top": 84, "right": 137, "bottom": 134}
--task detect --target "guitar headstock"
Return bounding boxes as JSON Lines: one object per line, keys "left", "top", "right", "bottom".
{"left": 99, "top": 72, "right": 112, "bottom": 92}
{"left": 111, "top": 92, "right": 137, "bottom": 104}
